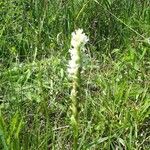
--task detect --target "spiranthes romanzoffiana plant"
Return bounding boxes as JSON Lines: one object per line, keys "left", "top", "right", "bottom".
{"left": 68, "top": 29, "right": 89, "bottom": 149}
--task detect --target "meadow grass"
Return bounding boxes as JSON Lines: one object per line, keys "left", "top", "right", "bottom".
{"left": 0, "top": 0, "right": 150, "bottom": 149}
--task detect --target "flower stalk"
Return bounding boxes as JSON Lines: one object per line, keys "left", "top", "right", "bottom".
{"left": 68, "top": 29, "right": 88, "bottom": 149}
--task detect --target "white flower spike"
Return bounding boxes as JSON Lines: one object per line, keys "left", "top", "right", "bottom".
{"left": 68, "top": 29, "right": 89, "bottom": 78}
{"left": 71, "top": 29, "right": 89, "bottom": 48}
{"left": 68, "top": 29, "right": 89, "bottom": 148}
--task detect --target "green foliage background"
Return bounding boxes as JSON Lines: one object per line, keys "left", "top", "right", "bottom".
{"left": 0, "top": 0, "right": 150, "bottom": 149}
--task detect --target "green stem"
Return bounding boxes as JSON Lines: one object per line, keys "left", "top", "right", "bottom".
{"left": 70, "top": 46, "right": 81, "bottom": 150}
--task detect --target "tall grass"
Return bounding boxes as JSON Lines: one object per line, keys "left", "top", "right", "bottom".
{"left": 0, "top": 0, "right": 150, "bottom": 149}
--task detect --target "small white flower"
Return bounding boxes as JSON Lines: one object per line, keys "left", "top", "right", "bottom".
{"left": 71, "top": 29, "right": 89, "bottom": 48}
{"left": 68, "top": 57, "right": 79, "bottom": 76}
{"left": 68, "top": 29, "right": 89, "bottom": 78}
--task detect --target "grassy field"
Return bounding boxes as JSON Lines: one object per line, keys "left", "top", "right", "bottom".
{"left": 0, "top": 0, "right": 150, "bottom": 149}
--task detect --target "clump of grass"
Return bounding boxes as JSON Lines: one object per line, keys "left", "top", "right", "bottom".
{"left": 0, "top": 0, "right": 150, "bottom": 149}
